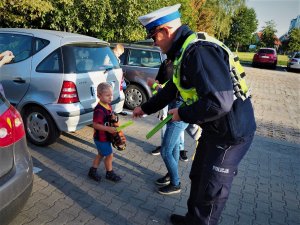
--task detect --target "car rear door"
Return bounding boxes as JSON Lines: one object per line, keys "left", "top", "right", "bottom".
{"left": 62, "top": 44, "right": 123, "bottom": 110}
{"left": 0, "top": 32, "right": 32, "bottom": 106}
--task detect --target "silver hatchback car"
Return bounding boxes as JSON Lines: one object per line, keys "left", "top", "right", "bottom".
{"left": 0, "top": 28, "right": 125, "bottom": 146}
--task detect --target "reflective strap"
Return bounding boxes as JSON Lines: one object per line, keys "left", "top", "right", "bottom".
{"left": 152, "top": 82, "right": 158, "bottom": 90}
{"left": 174, "top": 33, "right": 198, "bottom": 66}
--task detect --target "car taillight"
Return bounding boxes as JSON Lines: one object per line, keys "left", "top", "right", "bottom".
{"left": 291, "top": 59, "right": 297, "bottom": 63}
{"left": 0, "top": 106, "right": 25, "bottom": 147}
{"left": 58, "top": 81, "right": 79, "bottom": 104}
{"left": 120, "top": 76, "right": 125, "bottom": 91}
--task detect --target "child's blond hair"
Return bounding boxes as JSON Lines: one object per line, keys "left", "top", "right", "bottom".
{"left": 97, "top": 82, "right": 112, "bottom": 95}
{"left": 114, "top": 44, "right": 124, "bottom": 53}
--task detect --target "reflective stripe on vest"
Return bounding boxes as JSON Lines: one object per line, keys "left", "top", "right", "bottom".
{"left": 173, "top": 33, "right": 198, "bottom": 105}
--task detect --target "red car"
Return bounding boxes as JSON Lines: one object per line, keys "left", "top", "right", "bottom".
{"left": 252, "top": 48, "right": 277, "bottom": 69}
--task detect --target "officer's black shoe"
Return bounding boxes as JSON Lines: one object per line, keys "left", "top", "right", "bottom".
{"left": 179, "top": 150, "right": 188, "bottom": 161}
{"left": 151, "top": 146, "right": 161, "bottom": 155}
{"left": 88, "top": 167, "right": 101, "bottom": 182}
{"left": 170, "top": 214, "right": 188, "bottom": 225}
{"left": 155, "top": 173, "right": 170, "bottom": 186}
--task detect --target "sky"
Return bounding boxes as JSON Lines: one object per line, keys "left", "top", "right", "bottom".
{"left": 246, "top": 0, "right": 300, "bottom": 37}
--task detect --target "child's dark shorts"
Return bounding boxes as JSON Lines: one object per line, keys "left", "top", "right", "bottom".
{"left": 94, "top": 140, "right": 113, "bottom": 156}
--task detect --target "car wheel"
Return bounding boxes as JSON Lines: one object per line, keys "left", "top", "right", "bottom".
{"left": 124, "top": 84, "right": 147, "bottom": 110}
{"left": 23, "top": 106, "right": 61, "bottom": 146}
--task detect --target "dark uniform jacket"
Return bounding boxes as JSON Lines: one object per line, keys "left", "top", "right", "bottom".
{"left": 141, "top": 25, "right": 256, "bottom": 144}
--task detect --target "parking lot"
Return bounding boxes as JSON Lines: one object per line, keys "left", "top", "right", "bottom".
{"left": 9, "top": 66, "right": 300, "bottom": 225}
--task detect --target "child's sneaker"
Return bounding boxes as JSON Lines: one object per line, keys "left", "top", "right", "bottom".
{"left": 88, "top": 167, "right": 101, "bottom": 182}
{"left": 106, "top": 170, "right": 121, "bottom": 182}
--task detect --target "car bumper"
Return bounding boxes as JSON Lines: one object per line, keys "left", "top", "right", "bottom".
{"left": 288, "top": 62, "right": 300, "bottom": 70}
{"left": 0, "top": 137, "right": 33, "bottom": 225}
{"left": 253, "top": 60, "right": 276, "bottom": 65}
{"left": 48, "top": 93, "right": 125, "bottom": 132}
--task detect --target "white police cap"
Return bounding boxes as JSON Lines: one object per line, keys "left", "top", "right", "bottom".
{"left": 138, "top": 4, "right": 181, "bottom": 33}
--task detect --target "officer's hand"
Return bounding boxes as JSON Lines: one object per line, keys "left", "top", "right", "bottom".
{"left": 133, "top": 107, "right": 145, "bottom": 118}
{"left": 168, "top": 108, "right": 181, "bottom": 121}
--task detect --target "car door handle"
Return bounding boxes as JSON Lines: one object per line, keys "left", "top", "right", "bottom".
{"left": 13, "top": 77, "right": 26, "bottom": 83}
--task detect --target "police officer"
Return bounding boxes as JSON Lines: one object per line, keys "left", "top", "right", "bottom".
{"left": 133, "top": 4, "right": 256, "bottom": 225}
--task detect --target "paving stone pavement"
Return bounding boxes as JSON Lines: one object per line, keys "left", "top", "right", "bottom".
{"left": 9, "top": 67, "right": 300, "bottom": 225}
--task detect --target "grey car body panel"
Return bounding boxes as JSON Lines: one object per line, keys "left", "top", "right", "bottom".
{"left": 0, "top": 93, "right": 33, "bottom": 224}
{"left": 0, "top": 56, "right": 32, "bottom": 106}
{"left": 0, "top": 137, "right": 33, "bottom": 225}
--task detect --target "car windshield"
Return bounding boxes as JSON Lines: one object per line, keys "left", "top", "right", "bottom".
{"left": 259, "top": 49, "right": 275, "bottom": 54}
{"left": 294, "top": 53, "right": 300, "bottom": 58}
{"left": 62, "top": 44, "right": 120, "bottom": 73}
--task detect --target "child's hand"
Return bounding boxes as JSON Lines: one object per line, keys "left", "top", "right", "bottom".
{"left": 147, "top": 78, "right": 155, "bottom": 87}
{"left": 107, "top": 126, "right": 117, "bottom": 134}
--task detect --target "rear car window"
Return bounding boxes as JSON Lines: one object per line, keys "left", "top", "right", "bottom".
{"left": 62, "top": 45, "right": 120, "bottom": 73}
{"left": 34, "top": 38, "right": 50, "bottom": 53}
{"left": 128, "top": 49, "right": 161, "bottom": 68}
{"left": 36, "top": 48, "right": 63, "bottom": 73}
{"left": 259, "top": 49, "right": 275, "bottom": 54}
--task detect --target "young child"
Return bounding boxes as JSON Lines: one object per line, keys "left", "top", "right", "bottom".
{"left": 88, "top": 82, "right": 121, "bottom": 182}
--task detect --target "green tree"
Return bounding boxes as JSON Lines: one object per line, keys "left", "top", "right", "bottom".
{"left": 260, "top": 20, "right": 277, "bottom": 48}
{"left": 288, "top": 28, "right": 300, "bottom": 52}
{"left": 0, "top": 0, "right": 53, "bottom": 28}
{"left": 225, "top": 6, "right": 258, "bottom": 52}
{"left": 99, "top": 0, "right": 200, "bottom": 42}
{"left": 196, "top": 0, "right": 245, "bottom": 40}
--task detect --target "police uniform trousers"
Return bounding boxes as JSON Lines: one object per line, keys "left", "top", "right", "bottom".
{"left": 186, "top": 134, "right": 254, "bottom": 225}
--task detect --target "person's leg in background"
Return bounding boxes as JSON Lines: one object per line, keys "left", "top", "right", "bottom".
{"left": 157, "top": 120, "right": 188, "bottom": 195}
{"left": 179, "top": 131, "right": 188, "bottom": 161}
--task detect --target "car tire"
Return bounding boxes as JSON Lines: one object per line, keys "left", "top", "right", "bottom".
{"left": 23, "top": 106, "right": 61, "bottom": 146}
{"left": 124, "top": 84, "right": 148, "bottom": 110}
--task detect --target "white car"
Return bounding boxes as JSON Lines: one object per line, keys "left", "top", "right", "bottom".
{"left": 0, "top": 28, "right": 125, "bottom": 146}
{"left": 287, "top": 52, "right": 300, "bottom": 72}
